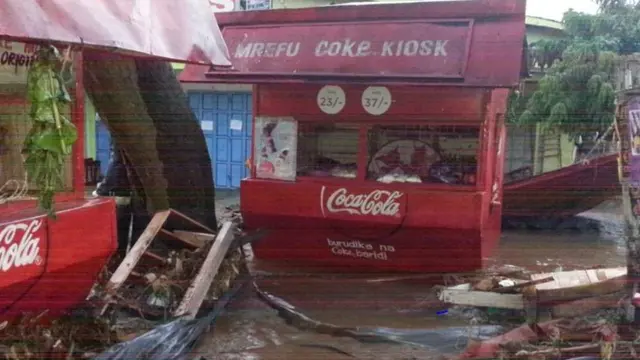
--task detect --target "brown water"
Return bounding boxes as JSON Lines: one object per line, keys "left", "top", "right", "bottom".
{"left": 194, "top": 205, "right": 627, "bottom": 360}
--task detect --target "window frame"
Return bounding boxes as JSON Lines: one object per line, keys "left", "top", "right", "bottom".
{"left": 292, "top": 119, "right": 486, "bottom": 191}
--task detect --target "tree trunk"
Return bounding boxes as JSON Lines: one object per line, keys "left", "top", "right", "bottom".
{"left": 134, "top": 59, "right": 217, "bottom": 230}
{"left": 83, "top": 52, "right": 217, "bottom": 229}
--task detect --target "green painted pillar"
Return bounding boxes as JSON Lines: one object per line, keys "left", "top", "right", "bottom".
{"left": 84, "top": 93, "right": 97, "bottom": 159}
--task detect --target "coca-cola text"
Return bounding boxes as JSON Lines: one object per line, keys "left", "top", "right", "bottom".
{"left": 0, "top": 219, "right": 43, "bottom": 272}
{"left": 322, "top": 187, "right": 403, "bottom": 217}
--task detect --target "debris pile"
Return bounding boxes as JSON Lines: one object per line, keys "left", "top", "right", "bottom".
{"left": 460, "top": 317, "right": 630, "bottom": 360}
{"left": 0, "top": 209, "right": 250, "bottom": 360}
{"left": 438, "top": 264, "right": 633, "bottom": 360}
{"left": 0, "top": 310, "right": 117, "bottom": 359}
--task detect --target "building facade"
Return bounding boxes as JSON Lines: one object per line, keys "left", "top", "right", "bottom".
{"left": 94, "top": 4, "right": 568, "bottom": 189}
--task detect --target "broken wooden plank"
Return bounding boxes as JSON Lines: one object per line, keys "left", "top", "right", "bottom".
{"left": 166, "top": 209, "right": 216, "bottom": 234}
{"left": 158, "top": 229, "right": 203, "bottom": 248}
{"left": 172, "top": 230, "right": 215, "bottom": 248}
{"left": 174, "top": 221, "right": 235, "bottom": 319}
{"left": 142, "top": 251, "right": 169, "bottom": 264}
{"left": 105, "top": 210, "right": 171, "bottom": 292}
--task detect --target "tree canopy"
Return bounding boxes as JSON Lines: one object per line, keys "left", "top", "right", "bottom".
{"left": 509, "top": 1, "right": 640, "bottom": 134}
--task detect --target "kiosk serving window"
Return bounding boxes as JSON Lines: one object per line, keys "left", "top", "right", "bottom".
{"left": 296, "top": 123, "right": 359, "bottom": 179}
{"left": 254, "top": 119, "right": 481, "bottom": 186}
{"left": 366, "top": 125, "right": 479, "bottom": 185}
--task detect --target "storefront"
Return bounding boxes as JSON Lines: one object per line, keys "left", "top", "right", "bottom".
{"left": 0, "top": 43, "right": 117, "bottom": 318}
{"left": 181, "top": 0, "right": 527, "bottom": 272}
{"left": 0, "top": 0, "right": 231, "bottom": 320}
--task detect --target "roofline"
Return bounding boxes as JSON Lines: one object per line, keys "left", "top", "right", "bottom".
{"left": 525, "top": 15, "right": 564, "bottom": 30}
{"left": 216, "top": 0, "right": 526, "bottom": 26}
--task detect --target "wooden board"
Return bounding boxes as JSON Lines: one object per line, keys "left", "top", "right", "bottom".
{"left": 105, "top": 210, "right": 171, "bottom": 291}
{"left": 440, "top": 267, "right": 627, "bottom": 311}
{"left": 174, "top": 221, "right": 236, "bottom": 319}
{"left": 533, "top": 267, "right": 626, "bottom": 303}
{"left": 439, "top": 283, "right": 524, "bottom": 310}
{"left": 172, "top": 230, "right": 216, "bottom": 248}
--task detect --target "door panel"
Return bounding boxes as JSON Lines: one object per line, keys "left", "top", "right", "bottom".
{"left": 189, "top": 92, "right": 252, "bottom": 189}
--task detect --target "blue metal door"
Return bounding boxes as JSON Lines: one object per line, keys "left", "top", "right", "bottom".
{"left": 188, "top": 92, "right": 252, "bottom": 189}
{"left": 95, "top": 117, "right": 112, "bottom": 178}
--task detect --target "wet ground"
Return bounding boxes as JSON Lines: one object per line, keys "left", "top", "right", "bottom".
{"left": 194, "top": 195, "right": 627, "bottom": 360}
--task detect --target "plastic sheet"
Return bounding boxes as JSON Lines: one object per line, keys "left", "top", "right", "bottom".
{"left": 92, "top": 276, "right": 249, "bottom": 360}
{"left": 0, "top": 0, "right": 231, "bottom": 66}
{"left": 255, "top": 283, "right": 503, "bottom": 354}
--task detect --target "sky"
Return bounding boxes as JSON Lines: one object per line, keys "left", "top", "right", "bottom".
{"left": 526, "top": 0, "right": 599, "bottom": 21}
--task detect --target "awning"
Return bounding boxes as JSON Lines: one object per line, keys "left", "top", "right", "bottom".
{"left": 0, "top": 0, "right": 231, "bottom": 66}
{"left": 179, "top": 0, "right": 526, "bottom": 86}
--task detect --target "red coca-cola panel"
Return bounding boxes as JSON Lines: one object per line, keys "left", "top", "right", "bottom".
{"left": 221, "top": 20, "right": 471, "bottom": 78}
{"left": 0, "top": 217, "right": 47, "bottom": 286}
{"left": 320, "top": 185, "right": 406, "bottom": 226}
{"left": 0, "top": 198, "right": 117, "bottom": 320}
{"left": 0, "top": 216, "right": 48, "bottom": 313}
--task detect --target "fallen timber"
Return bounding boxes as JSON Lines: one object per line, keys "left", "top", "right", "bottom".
{"left": 0, "top": 209, "right": 258, "bottom": 360}
{"left": 439, "top": 267, "right": 627, "bottom": 321}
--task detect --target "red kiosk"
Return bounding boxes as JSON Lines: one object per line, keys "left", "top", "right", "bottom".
{"left": 0, "top": 0, "right": 230, "bottom": 320}
{"left": 181, "top": 0, "right": 527, "bottom": 273}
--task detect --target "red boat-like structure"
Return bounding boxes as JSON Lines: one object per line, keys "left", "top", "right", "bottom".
{"left": 503, "top": 153, "right": 620, "bottom": 220}
{"left": 181, "top": 0, "right": 527, "bottom": 273}
{"left": 0, "top": 0, "right": 230, "bottom": 322}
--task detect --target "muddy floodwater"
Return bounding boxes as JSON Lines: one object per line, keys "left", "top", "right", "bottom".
{"left": 194, "top": 200, "right": 627, "bottom": 360}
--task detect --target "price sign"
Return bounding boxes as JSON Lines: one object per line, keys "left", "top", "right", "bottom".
{"left": 317, "top": 85, "right": 346, "bottom": 115}
{"left": 361, "top": 86, "right": 392, "bottom": 116}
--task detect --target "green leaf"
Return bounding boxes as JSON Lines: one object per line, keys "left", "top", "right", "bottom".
{"left": 22, "top": 44, "right": 77, "bottom": 216}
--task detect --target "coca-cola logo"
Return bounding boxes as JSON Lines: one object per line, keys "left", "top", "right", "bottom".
{"left": 321, "top": 187, "right": 403, "bottom": 217}
{"left": 0, "top": 219, "right": 43, "bottom": 272}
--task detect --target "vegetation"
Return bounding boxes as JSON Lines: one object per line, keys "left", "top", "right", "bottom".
{"left": 509, "top": 1, "right": 640, "bottom": 135}
{"left": 23, "top": 46, "right": 77, "bottom": 215}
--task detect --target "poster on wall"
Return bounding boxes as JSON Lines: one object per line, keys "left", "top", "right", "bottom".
{"left": 254, "top": 117, "right": 297, "bottom": 181}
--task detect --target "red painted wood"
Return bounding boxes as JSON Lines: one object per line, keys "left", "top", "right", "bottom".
{"left": 242, "top": 82, "right": 503, "bottom": 273}
{"left": 220, "top": 20, "right": 472, "bottom": 78}
{"left": 180, "top": 0, "right": 526, "bottom": 87}
{"left": 503, "top": 154, "right": 620, "bottom": 217}
{"left": 255, "top": 84, "right": 486, "bottom": 122}
{"left": 241, "top": 178, "right": 489, "bottom": 272}
{"left": 0, "top": 197, "right": 117, "bottom": 320}
{"left": 193, "top": 0, "right": 525, "bottom": 273}
{"left": 72, "top": 51, "right": 85, "bottom": 198}
{"left": 480, "top": 89, "right": 508, "bottom": 257}
{"left": 0, "top": 50, "right": 119, "bottom": 321}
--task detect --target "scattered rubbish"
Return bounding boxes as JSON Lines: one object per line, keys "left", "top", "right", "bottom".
{"left": 458, "top": 317, "right": 622, "bottom": 359}
{"left": 439, "top": 267, "right": 626, "bottom": 320}
{"left": 0, "top": 209, "right": 259, "bottom": 360}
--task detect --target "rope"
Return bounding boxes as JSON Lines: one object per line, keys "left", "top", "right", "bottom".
{"left": 0, "top": 176, "right": 30, "bottom": 203}
{"left": 0, "top": 172, "right": 31, "bottom": 204}
{"left": 579, "top": 121, "right": 617, "bottom": 164}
